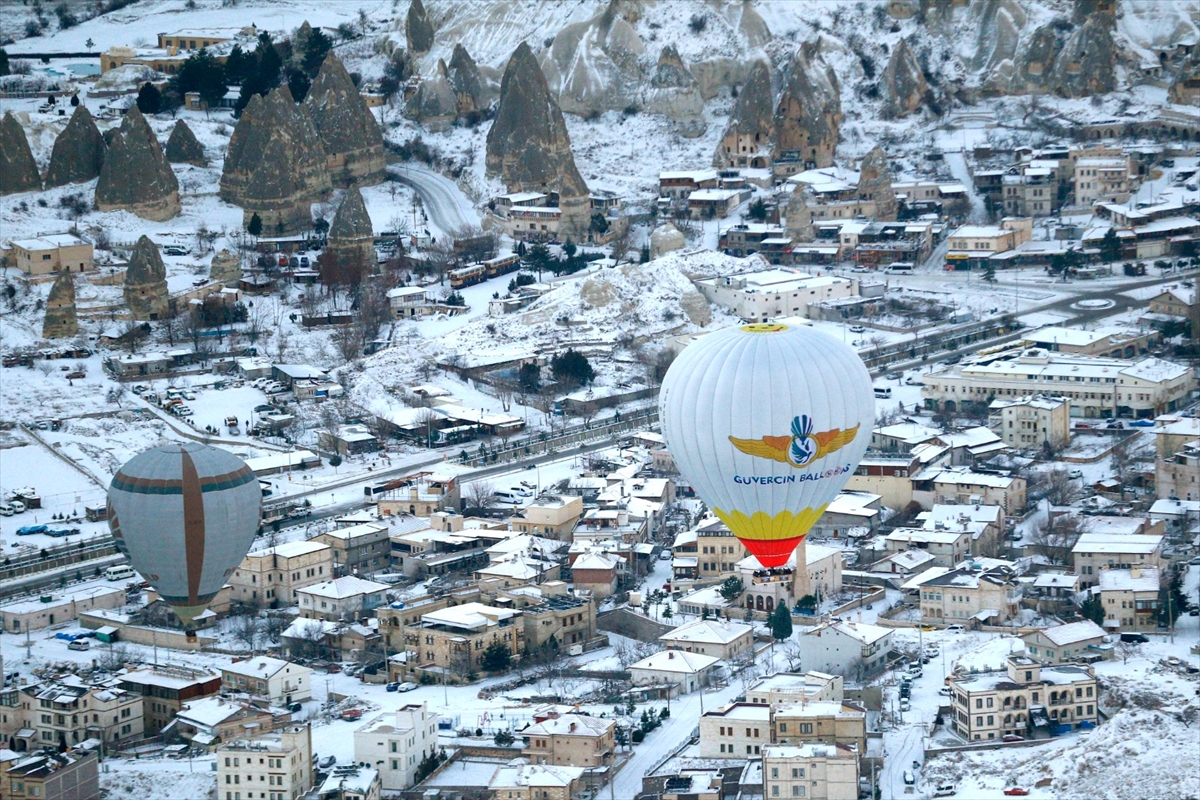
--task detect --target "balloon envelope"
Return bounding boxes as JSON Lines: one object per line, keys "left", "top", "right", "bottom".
{"left": 107, "top": 442, "right": 261, "bottom": 627}
{"left": 659, "top": 323, "right": 874, "bottom": 567}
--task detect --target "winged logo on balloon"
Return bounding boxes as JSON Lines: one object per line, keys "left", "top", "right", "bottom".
{"left": 729, "top": 415, "right": 860, "bottom": 469}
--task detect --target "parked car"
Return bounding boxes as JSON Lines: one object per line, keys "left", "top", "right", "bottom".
{"left": 1120, "top": 633, "right": 1149, "bottom": 644}
{"left": 286, "top": 703, "right": 302, "bottom": 713}
{"left": 900, "top": 698, "right": 910, "bottom": 711}
{"left": 1002, "top": 734, "right": 1025, "bottom": 742}
{"left": 340, "top": 709, "right": 362, "bottom": 721}
{"left": 318, "top": 756, "right": 337, "bottom": 769}
{"left": 1003, "top": 788, "right": 1029, "bottom": 796}
{"left": 933, "top": 783, "right": 957, "bottom": 797}
{"left": 1129, "top": 419, "right": 1156, "bottom": 428}
{"left": 945, "top": 624, "right": 964, "bottom": 633}
{"left": 385, "top": 682, "right": 400, "bottom": 692}
{"left": 16, "top": 524, "right": 48, "bottom": 536}
{"left": 903, "top": 770, "right": 915, "bottom": 786}
{"left": 132, "top": 385, "right": 147, "bottom": 394}
{"left": 849, "top": 325, "right": 866, "bottom": 333}
{"left": 938, "top": 687, "right": 953, "bottom": 697}
{"left": 67, "top": 640, "right": 90, "bottom": 651}
{"left": 397, "top": 682, "right": 418, "bottom": 692}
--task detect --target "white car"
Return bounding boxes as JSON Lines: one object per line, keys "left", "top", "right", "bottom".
{"left": 934, "top": 783, "right": 957, "bottom": 797}
{"left": 945, "top": 624, "right": 964, "bottom": 633}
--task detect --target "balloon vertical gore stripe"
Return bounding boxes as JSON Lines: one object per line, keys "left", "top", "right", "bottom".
{"left": 180, "top": 449, "right": 206, "bottom": 608}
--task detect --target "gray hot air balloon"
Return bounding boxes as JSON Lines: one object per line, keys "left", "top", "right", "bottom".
{"left": 107, "top": 442, "right": 261, "bottom": 632}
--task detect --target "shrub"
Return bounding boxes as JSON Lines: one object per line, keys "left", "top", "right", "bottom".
{"left": 688, "top": 14, "right": 707, "bottom": 33}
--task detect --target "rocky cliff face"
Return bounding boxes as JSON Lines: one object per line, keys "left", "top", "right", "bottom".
{"left": 96, "top": 107, "right": 180, "bottom": 220}
{"left": 165, "top": 120, "right": 206, "bottom": 166}
{"left": 305, "top": 53, "right": 386, "bottom": 188}
{"left": 775, "top": 40, "right": 841, "bottom": 170}
{"left": 222, "top": 87, "right": 332, "bottom": 235}
{"left": 714, "top": 60, "right": 774, "bottom": 168}
{"left": 0, "top": 111, "right": 42, "bottom": 196}
{"left": 880, "top": 38, "right": 927, "bottom": 119}
{"left": 405, "top": 61, "right": 458, "bottom": 131}
{"left": 644, "top": 44, "right": 706, "bottom": 137}
{"left": 123, "top": 235, "right": 170, "bottom": 321}
{"left": 407, "top": 0, "right": 434, "bottom": 55}
{"left": 1169, "top": 61, "right": 1200, "bottom": 106}
{"left": 45, "top": 105, "right": 106, "bottom": 188}
{"left": 785, "top": 189, "right": 814, "bottom": 242}
{"left": 857, "top": 146, "right": 897, "bottom": 221}
{"left": 540, "top": 0, "right": 646, "bottom": 117}
{"left": 42, "top": 271, "right": 78, "bottom": 339}
{"left": 486, "top": 41, "right": 590, "bottom": 237}
{"left": 326, "top": 187, "right": 376, "bottom": 267}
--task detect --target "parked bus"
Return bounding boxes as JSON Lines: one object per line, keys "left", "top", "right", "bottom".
{"left": 449, "top": 264, "right": 487, "bottom": 289}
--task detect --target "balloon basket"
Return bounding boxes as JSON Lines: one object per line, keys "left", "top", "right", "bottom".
{"left": 185, "top": 630, "right": 197, "bottom": 642}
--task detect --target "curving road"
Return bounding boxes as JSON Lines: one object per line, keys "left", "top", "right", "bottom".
{"left": 387, "top": 162, "right": 481, "bottom": 238}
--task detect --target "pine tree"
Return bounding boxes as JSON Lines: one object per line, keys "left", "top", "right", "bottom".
{"left": 983, "top": 261, "right": 996, "bottom": 283}
{"left": 247, "top": 213, "right": 263, "bottom": 238}
{"left": 136, "top": 82, "right": 162, "bottom": 114}
{"left": 769, "top": 602, "right": 793, "bottom": 642}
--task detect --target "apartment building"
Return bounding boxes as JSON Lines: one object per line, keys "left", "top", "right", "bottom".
{"left": 7, "top": 234, "right": 94, "bottom": 276}
{"left": 694, "top": 269, "right": 858, "bottom": 322}
{"left": 629, "top": 650, "right": 722, "bottom": 696}
{"left": 1154, "top": 437, "right": 1200, "bottom": 502}
{"left": 1022, "top": 620, "right": 1107, "bottom": 664}
{"left": 312, "top": 523, "right": 390, "bottom": 576}
{"left": 1074, "top": 156, "right": 1131, "bottom": 205}
{"left": 949, "top": 657, "right": 1098, "bottom": 741}
{"left": 216, "top": 725, "right": 312, "bottom": 800}
{"left": 296, "top": 576, "right": 389, "bottom": 621}
{"left": 228, "top": 541, "right": 334, "bottom": 609}
{"left": 699, "top": 702, "right": 772, "bottom": 757}
{"left": 762, "top": 744, "right": 859, "bottom": 800}
{"left": 119, "top": 665, "right": 222, "bottom": 736}
{"left": 916, "top": 467, "right": 1027, "bottom": 515}
{"left": 0, "top": 748, "right": 99, "bottom": 800}
{"left": 988, "top": 395, "right": 1071, "bottom": 449}
{"left": 509, "top": 495, "right": 584, "bottom": 540}
{"left": 946, "top": 218, "right": 1032, "bottom": 256}
{"left": 568, "top": 552, "right": 621, "bottom": 599}
{"left": 773, "top": 701, "right": 867, "bottom": 754}
{"left": 796, "top": 621, "right": 892, "bottom": 678}
{"left": 5, "top": 679, "right": 143, "bottom": 751}
{"left": 659, "top": 170, "right": 721, "bottom": 199}
{"left": 917, "top": 564, "right": 1020, "bottom": 625}
{"left": 846, "top": 455, "right": 920, "bottom": 510}
{"left": 521, "top": 713, "right": 615, "bottom": 768}
{"left": 354, "top": 702, "right": 439, "bottom": 791}
{"left": 695, "top": 517, "right": 749, "bottom": 576}
{"left": 746, "top": 672, "right": 844, "bottom": 709}
{"left": 489, "top": 762, "right": 586, "bottom": 800}
{"left": 659, "top": 619, "right": 755, "bottom": 661}
{"left": 411, "top": 603, "right": 524, "bottom": 677}
{"left": 1072, "top": 533, "right": 1164, "bottom": 588}
{"left": 1097, "top": 565, "right": 1160, "bottom": 632}
{"left": 221, "top": 657, "right": 312, "bottom": 706}
{"left": 917, "top": 504, "right": 1005, "bottom": 558}
{"left": 922, "top": 349, "right": 1194, "bottom": 420}
{"left": 884, "top": 528, "right": 972, "bottom": 567}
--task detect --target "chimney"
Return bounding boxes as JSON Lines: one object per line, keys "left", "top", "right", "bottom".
{"left": 668, "top": 651, "right": 675, "bottom": 659}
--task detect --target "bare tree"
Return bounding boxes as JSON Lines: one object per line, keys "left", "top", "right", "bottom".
{"left": 466, "top": 480, "right": 496, "bottom": 513}
{"left": 332, "top": 324, "right": 365, "bottom": 363}
{"left": 271, "top": 328, "right": 292, "bottom": 363}
{"left": 1030, "top": 512, "right": 1089, "bottom": 565}
{"left": 1043, "top": 468, "right": 1082, "bottom": 507}
{"left": 416, "top": 407, "right": 441, "bottom": 448}
{"left": 245, "top": 301, "right": 270, "bottom": 346}
{"left": 232, "top": 613, "right": 264, "bottom": 653}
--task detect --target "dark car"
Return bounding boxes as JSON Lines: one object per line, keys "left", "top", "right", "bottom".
{"left": 1120, "top": 633, "right": 1149, "bottom": 644}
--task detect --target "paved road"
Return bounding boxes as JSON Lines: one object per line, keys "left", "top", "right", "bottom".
{"left": 387, "top": 162, "right": 480, "bottom": 237}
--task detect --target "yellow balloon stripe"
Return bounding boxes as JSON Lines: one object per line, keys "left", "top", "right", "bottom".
{"left": 711, "top": 505, "right": 829, "bottom": 542}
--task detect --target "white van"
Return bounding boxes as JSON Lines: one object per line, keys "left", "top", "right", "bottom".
{"left": 874, "top": 387, "right": 892, "bottom": 399}
{"left": 885, "top": 262, "right": 914, "bottom": 274}
{"left": 105, "top": 565, "right": 136, "bottom": 582}
{"left": 493, "top": 490, "right": 524, "bottom": 504}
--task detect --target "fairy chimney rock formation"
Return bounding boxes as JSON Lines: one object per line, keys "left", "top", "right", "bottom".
{"left": 45, "top": 105, "right": 106, "bottom": 187}
{"left": 405, "top": 64, "right": 458, "bottom": 131}
{"left": 1, "top": 111, "right": 42, "bottom": 195}
{"left": 716, "top": 60, "right": 774, "bottom": 169}
{"left": 407, "top": 0, "right": 434, "bottom": 55}
{"left": 123, "top": 235, "right": 170, "bottom": 321}
{"left": 222, "top": 87, "right": 332, "bottom": 235}
{"left": 326, "top": 187, "right": 376, "bottom": 266}
{"left": 209, "top": 249, "right": 242, "bottom": 286}
{"left": 649, "top": 222, "right": 686, "bottom": 260}
{"left": 486, "top": 41, "right": 590, "bottom": 237}
{"left": 304, "top": 52, "right": 386, "bottom": 187}
{"left": 448, "top": 44, "right": 491, "bottom": 115}
{"left": 653, "top": 44, "right": 696, "bottom": 88}
{"left": 880, "top": 38, "right": 927, "bottom": 119}
{"left": 42, "top": 271, "right": 79, "bottom": 339}
{"left": 96, "top": 107, "right": 181, "bottom": 220}
{"left": 775, "top": 41, "right": 842, "bottom": 170}
{"left": 165, "top": 120, "right": 206, "bottom": 166}
{"left": 857, "top": 146, "right": 897, "bottom": 221}
{"left": 785, "top": 188, "right": 814, "bottom": 241}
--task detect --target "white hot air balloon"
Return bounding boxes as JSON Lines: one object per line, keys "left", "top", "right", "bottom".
{"left": 659, "top": 322, "right": 874, "bottom": 568}
{"left": 107, "top": 442, "right": 262, "bottom": 634}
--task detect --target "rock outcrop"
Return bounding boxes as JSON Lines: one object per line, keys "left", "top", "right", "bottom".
{"left": 44, "top": 105, "right": 106, "bottom": 188}
{"left": 222, "top": 87, "right": 332, "bottom": 235}
{"left": 785, "top": 189, "right": 813, "bottom": 241}
{"left": 405, "top": 62, "right": 458, "bottom": 131}
{"left": 165, "top": 120, "right": 206, "bottom": 166}
{"left": 649, "top": 222, "right": 686, "bottom": 260}
{"left": 406, "top": 0, "right": 434, "bottom": 55}
{"left": 486, "top": 42, "right": 590, "bottom": 237}
{"left": 1049, "top": 11, "right": 1117, "bottom": 97}
{"left": 123, "top": 235, "right": 170, "bottom": 321}
{"left": 775, "top": 40, "right": 841, "bottom": 169}
{"left": 540, "top": 1, "right": 646, "bottom": 117}
{"left": 644, "top": 45, "right": 706, "bottom": 138}
{"left": 715, "top": 60, "right": 774, "bottom": 168}
{"left": 209, "top": 249, "right": 241, "bottom": 286}
{"left": 1169, "top": 61, "right": 1200, "bottom": 106}
{"left": 304, "top": 53, "right": 386, "bottom": 188}
{"left": 326, "top": 187, "right": 376, "bottom": 267}
{"left": 880, "top": 39, "right": 927, "bottom": 119}
{"left": 96, "top": 107, "right": 180, "bottom": 220}
{"left": 0, "top": 111, "right": 42, "bottom": 195}
{"left": 447, "top": 43, "right": 492, "bottom": 115}
{"left": 42, "top": 271, "right": 78, "bottom": 339}
{"left": 735, "top": 0, "right": 772, "bottom": 48}
{"left": 857, "top": 146, "right": 896, "bottom": 221}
